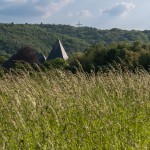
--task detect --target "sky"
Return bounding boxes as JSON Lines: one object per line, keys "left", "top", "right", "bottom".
{"left": 0, "top": 0, "right": 149, "bottom": 30}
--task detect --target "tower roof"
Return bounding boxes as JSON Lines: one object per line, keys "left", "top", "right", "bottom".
{"left": 47, "top": 39, "right": 68, "bottom": 60}
{"left": 37, "top": 52, "right": 46, "bottom": 63}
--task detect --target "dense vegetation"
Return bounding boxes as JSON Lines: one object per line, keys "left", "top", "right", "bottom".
{"left": 0, "top": 69, "right": 150, "bottom": 149}
{"left": 0, "top": 23, "right": 150, "bottom": 149}
{"left": 70, "top": 42, "right": 150, "bottom": 72}
{"left": 0, "top": 42, "right": 149, "bottom": 72}
{"left": 1, "top": 23, "right": 150, "bottom": 56}
{"left": 0, "top": 23, "right": 90, "bottom": 56}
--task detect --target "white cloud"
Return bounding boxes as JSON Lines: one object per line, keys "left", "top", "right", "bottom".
{"left": 43, "top": 0, "right": 73, "bottom": 17}
{"left": 101, "top": 2, "right": 135, "bottom": 16}
{"left": 0, "top": 0, "right": 73, "bottom": 18}
{"left": 79, "top": 10, "right": 92, "bottom": 18}
{"left": 68, "top": 10, "right": 92, "bottom": 18}
{"left": 2, "top": 0, "right": 27, "bottom": 4}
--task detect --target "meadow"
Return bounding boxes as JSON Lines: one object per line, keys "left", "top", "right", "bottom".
{"left": 0, "top": 68, "right": 150, "bottom": 149}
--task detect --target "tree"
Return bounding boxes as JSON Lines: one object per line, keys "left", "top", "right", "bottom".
{"left": 3, "top": 46, "right": 40, "bottom": 69}
{"left": 138, "top": 52, "right": 150, "bottom": 69}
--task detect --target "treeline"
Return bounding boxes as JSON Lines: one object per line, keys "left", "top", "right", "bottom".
{"left": 69, "top": 41, "right": 150, "bottom": 72}
{"left": 0, "top": 41, "right": 149, "bottom": 76}
{"left": 1, "top": 23, "right": 150, "bottom": 56}
{"left": 0, "top": 23, "right": 89, "bottom": 56}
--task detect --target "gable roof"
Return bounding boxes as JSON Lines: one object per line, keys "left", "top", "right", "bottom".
{"left": 47, "top": 39, "right": 68, "bottom": 60}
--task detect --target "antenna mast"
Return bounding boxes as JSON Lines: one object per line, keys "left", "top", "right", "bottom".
{"left": 76, "top": 15, "right": 82, "bottom": 27}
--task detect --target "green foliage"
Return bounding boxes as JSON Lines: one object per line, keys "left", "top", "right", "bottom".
{"left": 68, "top": 52, "right": 84, "bottom": 67}
{"left": 0, "top": 70, "right": 150, "bottom": 149}
{"left": 0, "top": 55, "right": 9, "bottom": 66}
{"left": 0, "top": 66, "right": 4, "bottom": 77}
{"left": 44, "top": 58, "right": 68, "bottom": 69}
{"left": 1, "top": 23, "right": 150, "bottom": 72}
{"left": 0, "top": 23, "right": 90, "bottom": 56}
{"left": 138, "top": 52, "right": 150, "bottom": 70}
{"left": 1, "top": 23, "right": 150, "bottom": 56}
{"left": 69, "top": 42, "right": 150, "bottom": 72}
{"left": 12, "top": 61, "right": 34, "bottom": 71}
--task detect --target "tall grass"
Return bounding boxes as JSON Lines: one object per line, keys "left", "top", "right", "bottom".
{"left": 0, "top": 69, "right": 150, "bottom": 149}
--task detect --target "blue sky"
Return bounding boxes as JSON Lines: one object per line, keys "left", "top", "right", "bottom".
{"left": 0, "top": 0, "right": 149, "bottom": 30}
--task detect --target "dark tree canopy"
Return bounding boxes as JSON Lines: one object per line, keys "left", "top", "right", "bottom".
{"left": 3, "top": 46, "right": 40, "bottom": 69}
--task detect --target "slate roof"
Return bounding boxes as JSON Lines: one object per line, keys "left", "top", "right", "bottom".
{"left": 37, "top": 52, "right": 46, "bottom": 63}
{"left": 47, "top": 39, "right": 68, "bottom": 60}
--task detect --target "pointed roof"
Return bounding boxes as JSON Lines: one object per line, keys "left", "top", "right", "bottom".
{"left": 37, "top": 52, "right": 46, "bottom": 63}
{"left": 47, "top": 39, "right": 68, "bottom": 60}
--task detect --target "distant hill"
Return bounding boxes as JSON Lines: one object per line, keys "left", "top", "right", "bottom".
{"left": 0, "top": 23, "right": 150, "bottom": 56}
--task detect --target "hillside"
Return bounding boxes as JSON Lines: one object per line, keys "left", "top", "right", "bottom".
{"left": 1, "top": 23, "right": 150, "bottom": 56}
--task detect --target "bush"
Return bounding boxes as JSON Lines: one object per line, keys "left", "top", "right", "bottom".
{"left": 0, "top": 55, "right": 9, "bottom": 66}
{"left": 69, "top": 42, "right": 150, "bottom": 73}
{"left": 0, "top": 66, "right": 4, "bottom": 77}
{"left": 44, "top": 58, "right": 68, "bottom": 69}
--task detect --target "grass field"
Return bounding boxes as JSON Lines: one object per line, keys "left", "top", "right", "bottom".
{"left": 0, "top": 69, "right": 150, "bottom": 149}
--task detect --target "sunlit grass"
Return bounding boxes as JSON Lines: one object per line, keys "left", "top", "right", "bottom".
{"left": 0, "top": 69, "right": 150, "bottom": 149}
